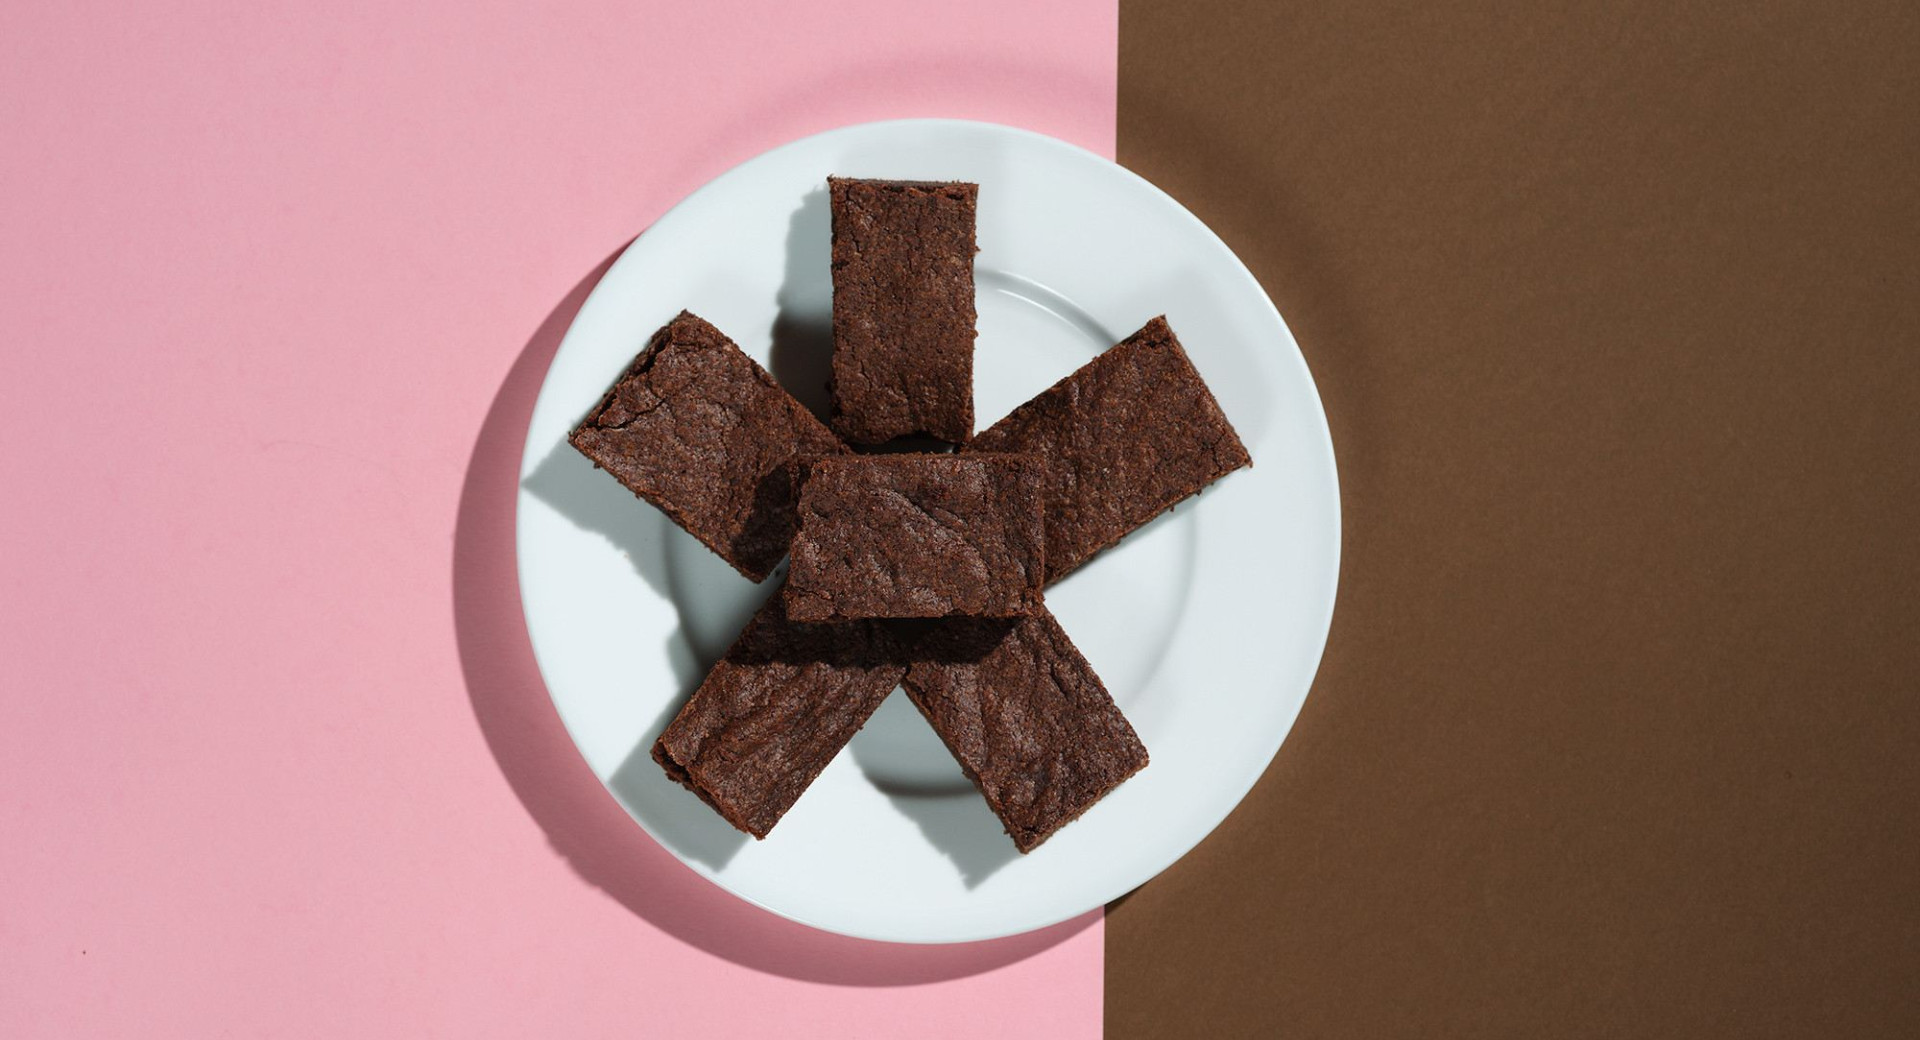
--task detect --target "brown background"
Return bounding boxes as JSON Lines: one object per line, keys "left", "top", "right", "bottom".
{"left": 1107, "top": 2, "right": 1920, "bottom": 1036}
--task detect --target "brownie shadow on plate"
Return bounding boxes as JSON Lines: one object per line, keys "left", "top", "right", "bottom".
{"left": 767, "top": 187, "right": 833, "bottom": 424}
{"left": 867, "top": 768, "right": 1024, "bottom": 887}
{"left": 520, "top": 443, "right": 757, "bottom": 869}
{"left": 852, "top": 687, "right": 1024, "bottom": 887}
{"left": 518, "top": 445, "right": 699, "bottom": 692}
{"left": 605, "top": 697, "right": 754, "bottom": 871}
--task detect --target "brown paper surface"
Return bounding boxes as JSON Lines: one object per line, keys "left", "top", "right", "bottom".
{"left": 1108, "top": 2, "right": 1920, "bottom": 1036}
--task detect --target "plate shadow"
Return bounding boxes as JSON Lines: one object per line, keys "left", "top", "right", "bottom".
{"left": 452, "top": 244, "right": 1093, "bottom": 982}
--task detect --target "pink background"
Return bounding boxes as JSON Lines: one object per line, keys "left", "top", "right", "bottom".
{"left": 0, "top": 1, "right": 1116, "bottom": 1035}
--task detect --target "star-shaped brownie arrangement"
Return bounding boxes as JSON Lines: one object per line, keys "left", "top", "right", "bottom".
{"left": 570, "top": 177, "right": 1251, "bottom": 853}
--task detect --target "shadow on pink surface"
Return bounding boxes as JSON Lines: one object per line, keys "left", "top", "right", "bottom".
{"left": 451, "top": 247, "right": 1094, "bottom": 984}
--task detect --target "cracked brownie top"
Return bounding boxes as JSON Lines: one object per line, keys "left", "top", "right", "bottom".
{"left": 785, "top": 452, "right": 1046, "bottom": 621}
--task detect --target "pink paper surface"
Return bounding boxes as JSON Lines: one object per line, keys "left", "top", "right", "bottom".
{"left": 0, "top": 1, "right": 1116, "bottom": 1035}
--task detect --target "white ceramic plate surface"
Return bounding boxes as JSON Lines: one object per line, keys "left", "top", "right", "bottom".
{"left": 517, "top": 119, "right": 1339, "bottom": 943}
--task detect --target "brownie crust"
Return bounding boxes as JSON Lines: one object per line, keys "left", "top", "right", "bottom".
{"left": 898, "top": 611, "right": 1149, "bottom": 853}
{"left": 652, "top": 592, "right": 907, "bottom": 839}
{"left": 785, "top": 454, "right": 1046, "bottom": 622}
{"left": 828, "top": 177, "right": 978, "bottom": 445}
{"left": 569, "top": 311, "right": 848, "bottom": 582}
{"left": 967, "top": 316, "right": 1251, "bottom": 584}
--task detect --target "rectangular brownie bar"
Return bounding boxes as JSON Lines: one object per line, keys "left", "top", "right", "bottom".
{"left": 652, "top": 592, "right": 907, "bottom": 839}
{"left": 899, "top": 610, "right": 1149, "bottom": 853}
{"left": 967, "top": 316, "right": 1252, "bottom": 584}
{"left": 569, "top": 310, "right": 848, "bottom": 582}
{"left": 827, "top": 177, "right": 978, "bottom": 445}
{"left": 784, "top": 454, "right": 1046, "bottom": 622}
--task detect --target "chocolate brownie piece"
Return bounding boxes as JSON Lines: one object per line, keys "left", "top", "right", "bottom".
{"left": 785, "top": 454, "right": 1046, "bottom": 622}
{"left": 967, "top": 316, "right": 1251, "bottom": 584}
{"left": 653, "top": 592, "right": 907, "bottom": 839}
{"left": 898, "top": 611, "right": 1148, "bottom": 853}
{"left": 569, "top": 311, "right": 848, "bottom": 582}
{"left": 827, "top": 177, "right": 978, "bottom": 445}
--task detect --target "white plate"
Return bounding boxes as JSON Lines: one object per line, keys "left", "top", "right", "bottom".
{"left": 517, "top": 119, "right": 1339, "bottom": 944}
